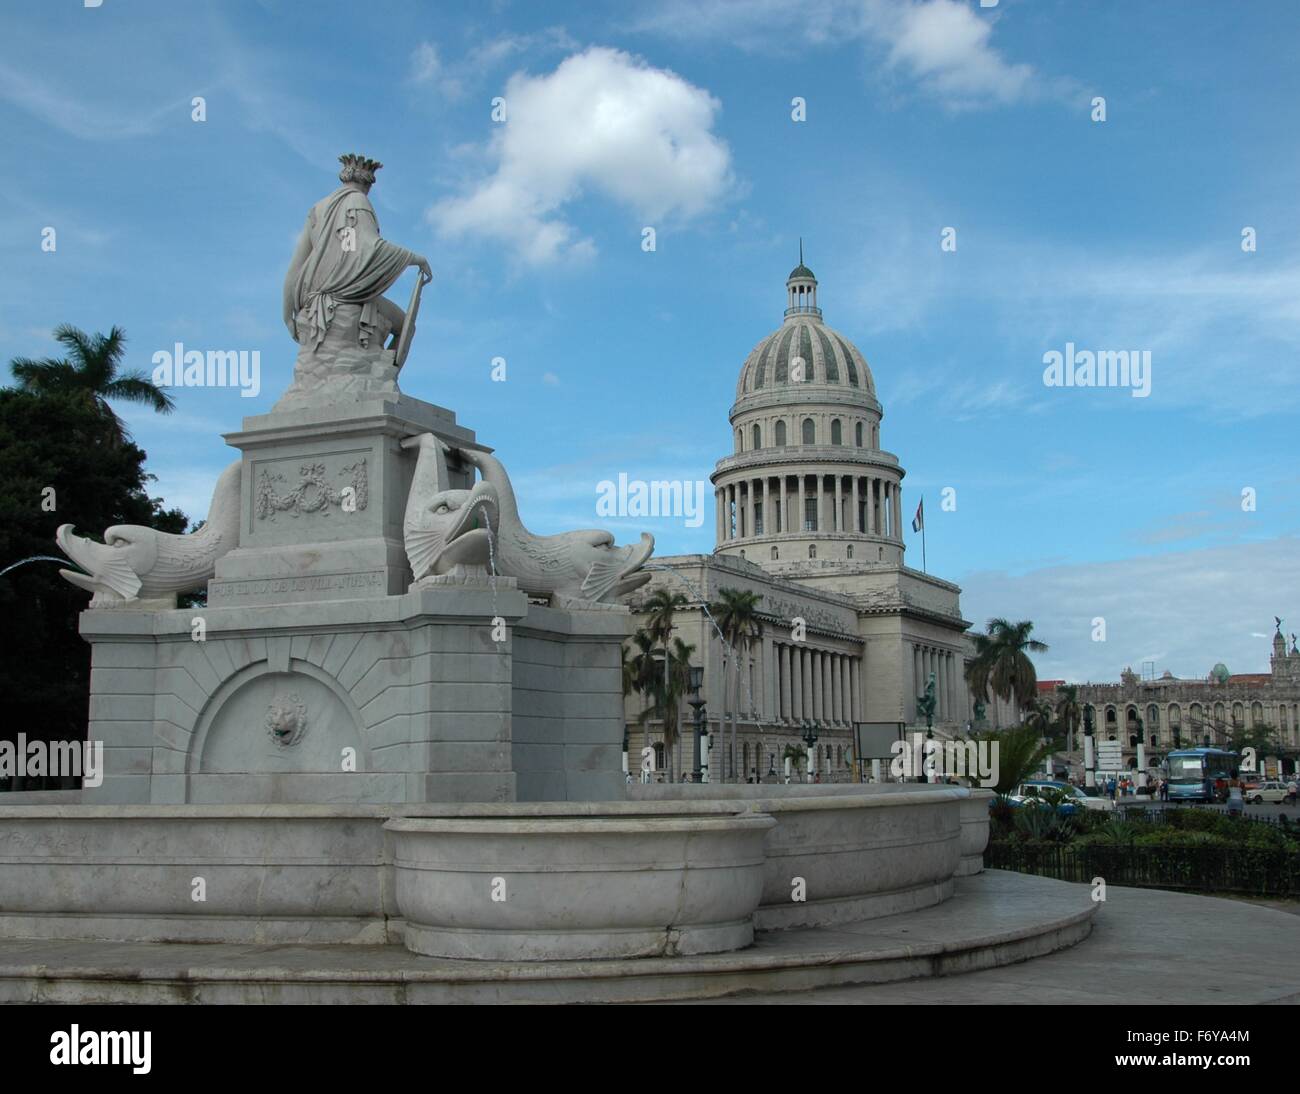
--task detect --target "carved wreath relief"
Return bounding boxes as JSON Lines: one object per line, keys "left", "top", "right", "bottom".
{"left": 256, "top": 459, "right": 368, "bottom": 520}
{"left": 266, "top": 693, "right": 308, "bottom": 748}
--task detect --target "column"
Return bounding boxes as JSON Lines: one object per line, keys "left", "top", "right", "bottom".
{"left": 869, "top": 478, "right": 878, "bottom": 535}
{"left": 831, "top": 656, "right": 842, "bottom": 723}
{"left": 849, "top": 658, "right": 860, "bottom": 722}
{"left": 811, "top": 650, "right": 821, "bottom": 721}
{"left": 893, "top": 485, "right": 902, "bottom": 542}
{"left": 842, "top": 655, "right": 852, "bottom": 725}
{"left": 834, "top": 475, "right": 843, "bottom": 533}
{"left": 780, "top": 645, "right": 791, "bottom": 721}
{"left": 851, "top": 476, "right": 860, "bottom": 533}
{"left": 715, "top": 488, "right": 724, "bottom": 544}
{"left": 797, "top": 474, "right": 806, "bottom": 533}
{"left": 777, "top": 475, "right": 786, "bottom": 535}
{"left": 823, "top": 652, "right": 833, "bottom": 722}
{"left": 795, "top": 644, "right": 806, "bottom": 722}
{"left": 913, "top": 645, "right": 922, "bottom": 719}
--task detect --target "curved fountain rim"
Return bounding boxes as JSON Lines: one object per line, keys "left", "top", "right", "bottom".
{"left": 385, "top": 813, "right": 778, "bottom": 835}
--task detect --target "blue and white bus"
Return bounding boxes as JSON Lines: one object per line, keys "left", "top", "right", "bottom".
{"left": 1164, "top": 747, "right": 1239, "bottom": 803}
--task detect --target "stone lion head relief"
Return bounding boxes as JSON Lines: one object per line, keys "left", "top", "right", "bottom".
{"left": 266, "top": 693, "right": 308, "bottom": 748}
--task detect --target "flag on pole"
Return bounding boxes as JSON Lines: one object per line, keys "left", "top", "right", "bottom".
{"left": 912, "top": 497, "right": 924, "bottom": 533}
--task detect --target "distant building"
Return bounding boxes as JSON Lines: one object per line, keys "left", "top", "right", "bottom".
{"left": 623, "top": 261, "right": 1018, "bottom": 782}
{"left": 1041, "top": 622, "right": 1300, "bottom": 773}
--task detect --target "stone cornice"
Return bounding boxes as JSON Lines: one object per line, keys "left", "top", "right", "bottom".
{"left": 711, "top": 447, "right": 902, "bottom": 482}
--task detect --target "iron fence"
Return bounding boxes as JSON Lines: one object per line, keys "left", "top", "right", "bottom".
{"left": 986, "top": 840, "right": 1300, "bottom": 897}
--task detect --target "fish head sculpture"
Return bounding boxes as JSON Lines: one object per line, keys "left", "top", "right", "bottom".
{"left": 56, "top": 523, "right": 156, "bottom": 602}
{"left": 401, "top": 433, "right": 501, "bottom": 581}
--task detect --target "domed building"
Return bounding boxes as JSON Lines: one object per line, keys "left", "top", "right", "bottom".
{"left": 712, "top": 262, "right": 906, "bottom": 573}
{"left": 625, "top": 259, "right": 1009, "bottom": 784}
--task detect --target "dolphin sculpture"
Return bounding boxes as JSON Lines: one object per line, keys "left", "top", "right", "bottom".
{"left": 401, "top": 433, "right": 500, "bottom": 582}
{"left": 454, "top": 446, "right": 653, "bottom": 604}
{"left": 56, "top": 459, "right": 242, "bottom": 605}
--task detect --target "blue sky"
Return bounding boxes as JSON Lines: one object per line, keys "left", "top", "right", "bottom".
{"left": 4, "top": 0, "right": 1299, "bottom": 681}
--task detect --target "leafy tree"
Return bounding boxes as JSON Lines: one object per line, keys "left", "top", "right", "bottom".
{"left": 638, "top": 589, "right": 687, "bottom": 779}
{"left": 965, "top": 618, "right": 1048, "bottom": 715}
{"left": 708, "top": 587, "right": 764, "bottom": 782}
{"left": 0, "top": 389, "right": 187, "bottom": 785}
{"left": 1054, "top": 683, "right": 1082, "bottom": 752}
{"left": 969, "top": 722, "right": 1054, "bottom": 795}
{"left": 10, "top": 325, "right": 174, "bottom": 439}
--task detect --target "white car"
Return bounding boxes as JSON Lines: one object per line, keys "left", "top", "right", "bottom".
{"left": 1246, "top": 781, "right": 1296, "bottom": 805}
{"left": 1012, "top": 781, "right": 1114, "bottom": 812}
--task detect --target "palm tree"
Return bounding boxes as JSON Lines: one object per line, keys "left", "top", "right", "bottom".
{"left": 640, "top": 589, "right": 686, "bottom": 779}
{"left": 636, "top": 637, "right": 696, "bottom": 781}
{"left": 965, "top": 618, "right": 1048, "bottom": 718}
{"left": 1055, "top": 683, "right": 1082, "bottom": 754}
{"left": 10, "top": 325, "right": 174, "bottom": 438}
{"left": 708, "top": 587, "right": 764, "bottom": 782}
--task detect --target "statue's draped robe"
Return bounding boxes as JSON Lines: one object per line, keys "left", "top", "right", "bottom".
{"left": 285, "top": 186, "right": 415, "bottom": 351}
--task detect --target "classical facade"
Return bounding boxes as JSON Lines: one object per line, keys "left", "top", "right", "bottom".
{"left": 1040, "top": 622, "right": 1300, "bottom": 774}
{"left": 624, "top": 261, "right": 1014, "bottom": 782}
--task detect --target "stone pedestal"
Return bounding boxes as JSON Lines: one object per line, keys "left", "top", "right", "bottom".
{"left": 78, "top": 585, "right": 632, "bottom": 805}
{"left": 209, "top": 395, "right": 479, "bottom": 607}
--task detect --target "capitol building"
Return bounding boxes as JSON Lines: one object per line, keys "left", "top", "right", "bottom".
{"left": 625, "top": 260, "right": 1013, "bottom": 780}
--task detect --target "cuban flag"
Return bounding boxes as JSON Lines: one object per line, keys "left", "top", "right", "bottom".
{"left": 912, "top": 497, "right": 924, "bottom": 533}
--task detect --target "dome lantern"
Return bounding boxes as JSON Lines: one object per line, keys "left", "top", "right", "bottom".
{"left": 786, "top": 238, "right": 820, "bottom": 319}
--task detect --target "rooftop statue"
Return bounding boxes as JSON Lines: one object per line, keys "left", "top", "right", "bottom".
{"left": 278, "top": 154, "right": 432, "bottom": 407}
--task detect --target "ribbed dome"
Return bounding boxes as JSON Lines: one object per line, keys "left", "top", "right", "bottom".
{"left": 735, "top": 316, "right": 875, "bottom": 399}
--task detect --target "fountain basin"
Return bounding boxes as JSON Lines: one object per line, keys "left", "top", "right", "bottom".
{"left": 958, "top": 788, "right": 995, "bottom": 876}
{"left": 630, "top": 783, "right": 969, "bottom": 928}
{"left": 385, "top": 802, "right": 775, "bottom": 960}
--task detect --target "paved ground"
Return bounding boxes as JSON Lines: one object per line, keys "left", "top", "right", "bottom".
{"left": 717, "top": 881, "right": 1300, "bottom": 1004}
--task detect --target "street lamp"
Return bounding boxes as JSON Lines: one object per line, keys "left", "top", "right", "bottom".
{"left": 687, "top": 664, "right": 706, "bottom": 784}
{"left": 801, "top": 719, "right": 819, "bottom": 784}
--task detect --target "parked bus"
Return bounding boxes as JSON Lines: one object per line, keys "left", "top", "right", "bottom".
{"left": 1164, "top": 747, "right": 1239, "bottom": 803}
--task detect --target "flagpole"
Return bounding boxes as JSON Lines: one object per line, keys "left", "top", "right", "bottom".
{"left": 922, "top": 514, "right": 927, "bottom": 573}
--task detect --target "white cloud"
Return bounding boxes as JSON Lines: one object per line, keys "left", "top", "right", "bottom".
{"left": 864, "top": 0, "right": 1033, "bottom": 106}
{"left": 959, "top": 536, "right": 1300, "bottom": 682}
{"left": 428, "top": 47, "right": 733, "bottom": 265}
{"left": 632, "top": 0, "right": 1045, "bottom": 110}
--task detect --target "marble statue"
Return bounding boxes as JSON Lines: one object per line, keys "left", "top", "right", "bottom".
{"left": 451, "top": 446, "right": 654, "bottom": 604}
{"left": 55, "top": 460, "right": 242, "bottom": 606}
{"left": 401, "top": 434, "right": 500, "bottom": 582}
{"left": 278, "top": 154, "right": 432, "bottom": 406}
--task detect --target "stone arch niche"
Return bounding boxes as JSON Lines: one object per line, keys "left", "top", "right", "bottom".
{"left": 186, "top": 658, "right": 366, "bottom": 802}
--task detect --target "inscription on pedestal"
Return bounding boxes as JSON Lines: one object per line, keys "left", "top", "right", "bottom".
{"left": 210, "top": 570, "right": 386, "bottom": 603}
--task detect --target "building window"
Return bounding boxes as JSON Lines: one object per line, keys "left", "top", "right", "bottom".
{"left": 739, "top": 549, "right": 745, "bottom": 559}
{"left": 802, "top": 418, "right": 815, "bottom": 445}
{"left": 736, "top": 429, "right": 743, "bottom": 452}
{"left": 752, "top": 424, "right": 761, "bottom": 450}
{"left": 855, "top": 422, "right": 864, "bottom": 446}
{"left": 770, "top": 546, "right": 778, "bottom": 560}
{"left": 809, "top": 544, "right": 816, "bottom": 559}
{"left": 804, "top": 496, "right": 818, "bottom": 531}
{"left": 775, "top": 420, "right": 787, "bottom": 446}
{"left": 846, "top": 545, "right": 853, "bottom": 559}
{"left": 754, "top": 502, "right": 763, "bottom": 535}
{"left": 831, "top": 419, "right": 842, "bottom": 445}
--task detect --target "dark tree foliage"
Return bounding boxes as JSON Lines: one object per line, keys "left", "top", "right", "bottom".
{"left": 0, "top": 389, "right": 187, "bottom": 751}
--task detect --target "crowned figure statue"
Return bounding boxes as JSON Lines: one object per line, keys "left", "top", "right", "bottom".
{"left": 278, "top": 154, "right": 432, "bottom": 407}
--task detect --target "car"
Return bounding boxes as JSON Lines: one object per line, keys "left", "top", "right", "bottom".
{"left": 1247, "top": 780, "right": 1297, "bottom": 805}
{"left": 1011, "top": 780, "right": 1114, "bottom": 813}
